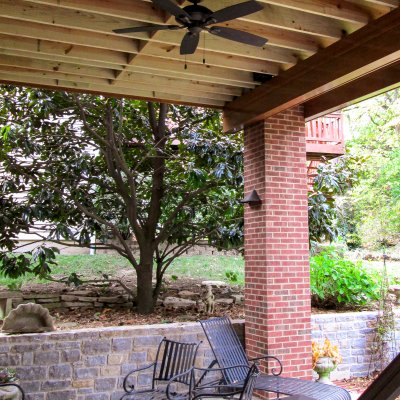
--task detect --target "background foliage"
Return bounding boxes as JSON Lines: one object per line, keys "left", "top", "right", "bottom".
{"left": 310, "top": 247, "right": 380, "bottom": 308}
{"left": 343, "top": 89, "right": 400, "bottom": 248}
{"left": 0, "top": 86, "right": 243, "bottom": 313}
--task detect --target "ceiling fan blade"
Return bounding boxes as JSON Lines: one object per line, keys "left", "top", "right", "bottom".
{"left": 207, "top": 1, "right": 263, "bottom": 24}
{"left": 180, "top": 32, "right": 200, "bottom": 55}
{"left": 113, "top": 24, "right": 180, "bottom": 34}
{"left": 209, "top": 26, "right": 267, "bottom": 47}
{"left": 152, "top": 0, "right": 191, "bottom": 19}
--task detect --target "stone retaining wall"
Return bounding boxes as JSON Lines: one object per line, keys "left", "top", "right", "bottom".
{"left": 0, "top": 285, "right": 242, "bottom": 316}
{"left": 14, "top": 239, "right": 238, "bottom": 257}
{"left": 312, "top": 310, "right": 400, "bottom": 381}
{"left": 2, "top": 291, "right": 133, "bottom": 314}
{"left": 0, "top": 312, "right": 399, "bottom": 399}
{"left": 0, "top": 322, "right": 216, "bottom": 400}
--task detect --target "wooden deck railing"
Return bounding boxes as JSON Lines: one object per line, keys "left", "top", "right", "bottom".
{"left": 306, "top": 112, "right": 345, "bottom": 158}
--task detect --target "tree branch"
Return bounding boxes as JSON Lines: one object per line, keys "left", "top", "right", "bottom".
{"left": 145, "top": 103, "right": 168, "bottom": 238}
{"left": 156, "top": 183, "right": 216, "bottom": 244}
{"left": 58, "top": 186, "right": 139, "bottom": 269}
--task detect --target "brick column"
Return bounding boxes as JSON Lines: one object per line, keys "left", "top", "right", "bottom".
{"left": 243, "top": 106, "right": 312, "bottom": 379}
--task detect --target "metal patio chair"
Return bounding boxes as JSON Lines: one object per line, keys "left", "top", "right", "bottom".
{"left": 121, "top": 337, "right": 201, "bottom": 400}
{"left": 281, "top": 351, "right": 400, "bottom": 400}
{"left": 0, "top": 382, "right": 25, "bottom": 399}
{"left": 200, "top": 316, "right": 351, "bottom": 400}
{"left": 167, "top": 363, "right": 260, "bottom": 400}
{"left": 355, "top": 351, "right": 400, "bottom": 400}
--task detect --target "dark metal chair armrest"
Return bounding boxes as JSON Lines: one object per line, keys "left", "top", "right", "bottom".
{"left": 195, "top": 359, "right": 220, "bottom": 387}
{"left": 192, "top": 364, "right": 252, "bottom": 397}
{"left": 0, "top": 383, "right": 25, "bottom": 400}
{"left": 122, "top": 362, "right": 156, "bottom": 392}
{"left": 166, "top": 367, "right": 194, "bottom": 400}
{"left": 249, "top": 355, "right": 283, "bottom": 376}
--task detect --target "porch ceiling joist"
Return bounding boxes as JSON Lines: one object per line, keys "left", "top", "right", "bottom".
{"left": 0, "top": 0, "right": 398, "bottom": 113}
{"left": 223, "top": 6, "right": 400, "bottom": 131}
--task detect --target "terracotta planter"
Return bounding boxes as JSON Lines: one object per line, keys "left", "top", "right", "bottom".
{"left": 313, "top": 357, "right": 336, "bottom": 384}
{"left": 0, "top": 383, "right": 22, "bottom": 400}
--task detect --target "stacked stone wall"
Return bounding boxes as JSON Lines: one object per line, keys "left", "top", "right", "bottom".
{"left": 4, "top": 291, "right": 132, "bottom": 313}
{"left": 0, "top": 322, "right": 221, "bottom": 400}
{"left": 0, "top": 313, "right": 399, "bottom": 399}
{"left": 14, "top": 239, "right": 239, "bottom": 257}
{"left": 312, "top": 310, "right": 400, "bottom": 380}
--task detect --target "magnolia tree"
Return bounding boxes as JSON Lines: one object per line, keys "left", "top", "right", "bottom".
{"left": 0, "top": 86, "right": 243, "bottom": 314}
{"left": 308, "top": 155, "right": 355, "bottom": 249}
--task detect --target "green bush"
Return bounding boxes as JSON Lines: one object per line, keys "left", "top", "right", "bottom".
{"left": 310, "top": 249, "right": 379, "bottom": 308}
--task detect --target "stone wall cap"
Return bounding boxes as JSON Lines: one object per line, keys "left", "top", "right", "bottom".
{"left": 201, "top": 281, "right": 227, "bottom": 287}
{"left": 0, "top": 291, "right": 23, "bottom": 299}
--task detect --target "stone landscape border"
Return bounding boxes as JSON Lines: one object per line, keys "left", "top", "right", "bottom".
{"left": 0, "top": 283, "right": 243, "bottom": 315}
{"left": 0, "top": 312, "right": 399, "bottom": 399}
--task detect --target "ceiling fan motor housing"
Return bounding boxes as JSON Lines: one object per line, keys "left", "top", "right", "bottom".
{"left": 114, "top": 0, "right": 267, "bottom": 55}
{"left": 176, "top": 4, "right": 213, "bottom": 26}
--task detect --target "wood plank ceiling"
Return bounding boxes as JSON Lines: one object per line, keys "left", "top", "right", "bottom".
{"left": 0, "top": 0, "right": 398, "bottom": 111}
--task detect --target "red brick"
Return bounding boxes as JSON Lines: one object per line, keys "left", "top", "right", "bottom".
{"left": 244, "top": 106, "right": 312, "bottom": 382}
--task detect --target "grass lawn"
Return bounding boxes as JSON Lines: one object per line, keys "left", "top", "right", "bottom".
{"left": 169, "top": 255, "right": 244, "bottom": 284}
{"left": 0, "top": 254, "right": 245, "bottom": 289}
{"left": 1, "top": 251, "right": 397, "bottom": 291}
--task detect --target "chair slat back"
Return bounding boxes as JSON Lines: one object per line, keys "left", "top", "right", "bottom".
{"left": 200, "top": 317, "right": 249, "bottom": 384}
{"left": 155, "top": 338, "right": 200, "bottom": 384}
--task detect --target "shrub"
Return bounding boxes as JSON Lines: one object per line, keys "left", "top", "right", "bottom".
{"left": 312, "top": 339, "right": 342, "bottom": 369}
{"left": 310, "top": 249, "right": 379, "bottom": 308}
{"left": 0, "top": 368, "right": 16, "bottom": 383}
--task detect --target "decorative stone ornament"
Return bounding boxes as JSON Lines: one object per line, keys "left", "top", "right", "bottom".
{"left": 2, "top": 303, "right": 55, "bottom": 334}
{"left": 313, "top": 357, "right": 336, "bottom": 384}
{"left": 0, "top": 384, "right": 23, "bottom": 400}
{"left": 204, "top": 285, "right": 215, "bottom": 315}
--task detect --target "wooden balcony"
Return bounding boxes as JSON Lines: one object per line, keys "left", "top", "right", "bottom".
{"left": 306, "top": 112, "right": 345, "bottom": 160}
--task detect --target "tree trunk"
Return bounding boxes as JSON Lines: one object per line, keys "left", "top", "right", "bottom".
{"left": 136, "top": 263, "right": 155, "bottom": 314}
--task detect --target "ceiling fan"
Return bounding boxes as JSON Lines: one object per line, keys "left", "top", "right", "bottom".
{"left": 113, "top": 0, "right": 268, "bottom": 55}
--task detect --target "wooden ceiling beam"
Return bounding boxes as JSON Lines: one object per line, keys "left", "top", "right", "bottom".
{"left": 0, "top": 54, "right": 242, "bottom": 98}
{"left": 364, "top": 0, "right": 399, "bottom": 7}
{"left": 303, "top": 61, "right": 400, "bottom": 120}
{"left": 0, "top": 68, "right": 227, "bottom": 107}
{"left": 347, "top": 0, "right": 397, "bottom": 18}
{"left": 0, "top": 8, "right": 295, "bottom": 65}
{"left": 127, "top": 55, "right": 256, "bottom": 87}
{"left": 119, "top": 29, "right": 298, "bottom": 64}
{"left": 0, "top": 17, "right": 140, "bottom": 54}
{"left": 139, "top": 42, "right": 280, "bottom": 75}
{"left": 223, "top": 6, "right": 400, "bottom": 131}
{"left": 0, "top": 33, "right": 130, "bottom": 65}
{"left": 0, "top": 43, "right": 256, "bottom": 89}
{"left": 0, "top": 34, "right": 256, "bottom": 87}
{"left": 0, "top": 54, "right": 115, "bottom": 80}
{"left": 0, "top": 0, "right": 396, "bottom": 109}
{"left": 23, "top": 0, "right": 166, "bottom": 25}
{"left": 258, "top": 0, "right": 370, "bottom": 24}
{"left": 0, "top": 47, "right": 124, "bottom": 71}
{"left": 24, "top": 0, "right": 348, "bottom": 40}
{"left": 205, "top": 0, "right": 349, "bottom": 39}
{"left": 0, "top": 1, "right": 283, "bottom": 77}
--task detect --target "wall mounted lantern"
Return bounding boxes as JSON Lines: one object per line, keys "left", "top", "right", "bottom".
{"left": 240, "top": 189, "right": 262, "bottom": 205}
